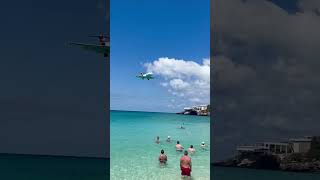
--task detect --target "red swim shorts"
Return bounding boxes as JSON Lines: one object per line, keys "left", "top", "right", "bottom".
{"left": 181, "top": 167, "right": 191, "bottom": 176}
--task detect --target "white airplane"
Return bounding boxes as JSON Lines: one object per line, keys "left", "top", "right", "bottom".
{"left": 136, "top": 72, "right": 154, "bottom": 80}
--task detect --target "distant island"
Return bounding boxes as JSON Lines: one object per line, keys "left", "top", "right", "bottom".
{"left": 214, "top": 136, "right": 320, "bottom": 172}
{"left": 176, "top": 104, "right": 210, "bottom": 116}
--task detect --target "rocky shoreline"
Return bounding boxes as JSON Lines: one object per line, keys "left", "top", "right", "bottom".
{"left": 214, "top": 136, "right": 320, "bottom": 173}
{"left": 280, "top": 161, "right": 320, "bottom": 172}
{"left": 213, "top": 153, "right": 320, "bottom": 173}
{"left": 176, "top": 111, "right": 209, "bottom": 116}
{"left": 176, "top": 105, "right": 210, "bottom": 116}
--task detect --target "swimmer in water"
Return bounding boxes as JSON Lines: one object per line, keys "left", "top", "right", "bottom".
{"left": 166, "top": 136, "right": 171, "bottom": 142}
{"left": 159, "top": 149, "right": 167, "bottom": 164}
{"left": 188, "top": 145, "right": 196, "bottom": 154}
{"left": 155, "top": 136, "right": 160, "bottom": 144}
{"left": 200, "top": 142, "right": 206, "bottom": 149}
{"left": 176, "top": 141, "right": 184, "bottom": 151}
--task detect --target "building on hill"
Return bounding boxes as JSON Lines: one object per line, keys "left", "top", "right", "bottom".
{"left": 236, "top": 136, "right": 313, "bottom": 156}
{"left": 180, "top": 104, "right": 210, "bottom": 116}
{"left": 289, "top": 137, "right": 312, "bottom": 153}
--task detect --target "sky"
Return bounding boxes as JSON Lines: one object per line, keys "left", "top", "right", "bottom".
{"left": 212, "top": 0, "right": 320, "bottom": 161}
{"left": 0, "top": 0, "right": 109, "bottom": 158}
{"left": 110, "top": 0, "right": 210, "bottom": 113}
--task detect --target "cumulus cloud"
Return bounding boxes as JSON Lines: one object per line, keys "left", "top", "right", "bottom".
{"left": 144, "top": 57, "right": 210, "bottom": 107}
{"left": 169, "top": 79, "right": 190, "bottom": 90}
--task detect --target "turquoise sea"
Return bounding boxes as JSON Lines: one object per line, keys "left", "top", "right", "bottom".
{"left": 213, "top": 166, "right": 320, "bottom": 180}
{"left": 110, "top": 110, "right": 210, "bottom": 180}
{"left": 0, "top": 154, "right": 109, "bottom": 180}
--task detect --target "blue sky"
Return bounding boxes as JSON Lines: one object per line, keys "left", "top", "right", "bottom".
{"left": 110, "top": 0, "right": 210, "bottom": 112}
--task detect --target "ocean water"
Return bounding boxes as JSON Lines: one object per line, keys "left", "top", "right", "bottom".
{"left": 213, "top": 166, "right": 320, "bottom": 180}
{"left": 110, "top": 110, "right": 210, "bottom": 180}
{"left": 0, "top": 154, "right": 109, "bottom": 180}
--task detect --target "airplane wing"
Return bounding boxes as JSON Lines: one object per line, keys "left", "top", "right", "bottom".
{"left": 67, "top": 42, "right": 109, "bottom": 55}
{"left": 146, "top": 74, "right": 154, "bottom": 79}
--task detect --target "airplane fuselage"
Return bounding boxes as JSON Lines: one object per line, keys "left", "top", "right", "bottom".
{"left": 137, "top": 73, "right": 153, "bottom": 80}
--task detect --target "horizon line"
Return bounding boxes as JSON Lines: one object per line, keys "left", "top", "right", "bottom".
{"left": 110, "top": 109, "right": 176, "bottom": 114}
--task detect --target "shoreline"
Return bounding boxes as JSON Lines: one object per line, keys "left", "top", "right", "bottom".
{"left": 213, "top": 153, "right": 320, "bottom": 173}
{"left": 213, "top": 164, "right": 320, "bottom": 174}
{"left": 176, "top": 112, "right": 210, "bottom": 116}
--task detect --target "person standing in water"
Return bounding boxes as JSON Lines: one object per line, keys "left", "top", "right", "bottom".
{"left": 200, "top": 142, "right": 206, "bottom": 149}
{"left": 166, "top": 136, "right": 171, "bottom": 142}
{"left": 155, "top": 136, "right": 160, "bottom": 144}
{"left": 180, "top": 150, "right": 192, "bottom": 179}
{"left": 188, "top": 145, "right": 196, "bottom": 154}
{"left": 158, "top": 149, "right": 167, "bottom": 164}
{"left": 176, "top": 141, "right": 184, "bottom": 151}
{"left": 180, "top": 123, "right": 185, "bottom": 129}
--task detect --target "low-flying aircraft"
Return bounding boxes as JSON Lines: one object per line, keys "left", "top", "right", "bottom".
{"left": 67, "top": 33, "right": 109, "bottom": 57}
{"left": 136, "top": 72, "right": 154, "bottom": 80}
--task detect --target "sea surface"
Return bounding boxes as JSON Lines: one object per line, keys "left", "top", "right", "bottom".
{"left": 110, "top": 110, "right": 210, "bottom": 180}
{"left": 213, "top": 166, "right": 320, "bottom": 180}
{"left": 0, "top": 154, "right": 109, "bottom": 180}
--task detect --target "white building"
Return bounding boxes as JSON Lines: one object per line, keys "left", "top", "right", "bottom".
{"left": 289, "top": 137, "right": 312, "bottom": 153}
{"left": 192, "top": 105, "right": 208, "bottom": 111}
{"left": 182, "top": 105, "right": 209, "bottom": 116}
{"left": 237, "top": 142, "right": 291, "bottom": 154}
{"left": 236, "top": 136, "right": 313, "bottom": 155}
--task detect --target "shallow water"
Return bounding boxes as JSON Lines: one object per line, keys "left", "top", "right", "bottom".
{"left": 110, "top": 110, "right": 210, "bottom": 180}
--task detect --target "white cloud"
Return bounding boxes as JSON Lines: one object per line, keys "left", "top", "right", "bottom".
{"left": 189, "top": 98, "right": 201, "bottom": 103}
{"left": 144, "top": 57, "right": 210, "bottom": 106}
{"left": 160, "top": 82, "right": 168, "bottom": 87}
{"left": 169, "top": 79, "right": 189, "bottom": 90}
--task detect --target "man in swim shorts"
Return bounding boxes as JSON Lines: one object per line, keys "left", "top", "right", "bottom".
{"left": 176, "top": 141, "right": 184, "bottom": 151}
{"left": 188, "top": 145, "right": 196, "bottom": 154}
{"left": 180, "top": 150, "right": 192, "bottom": 179}
{"left": 158, "top": 149, "right": 167, "bottom": 164}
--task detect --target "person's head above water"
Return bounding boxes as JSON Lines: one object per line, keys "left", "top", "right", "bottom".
{"left": 161, "top": 149, "right": 164, "bottom": 154}
{"left": 190, "top": 145, "right": 193, "bottom": 148}
{"left": 184, "top": 150, "right": 188, "bottom": 155}
{"left": 167, "top": 136, "right": 170, "bottom": 139}
{"left": 157, "top": 136, "right": 159, "bottom": 139}
{"left": 177, "top": 141, "right": 180, "bottom": 144}
{"left": 201, "top": 142, "right": 205, "bottom": 145}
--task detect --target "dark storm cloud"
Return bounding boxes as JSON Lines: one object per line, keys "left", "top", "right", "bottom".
{"left": 212, "top": 0, "right": 320, "bottom": 161}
